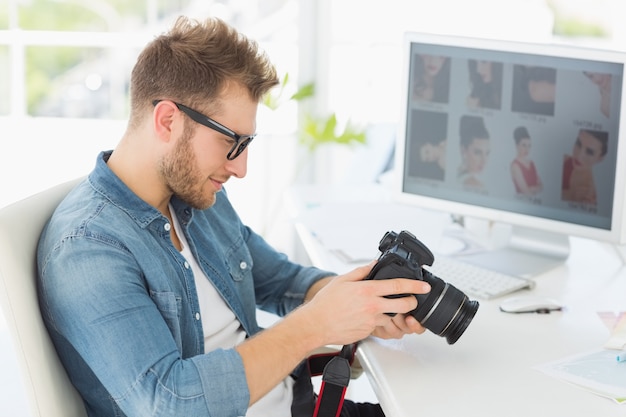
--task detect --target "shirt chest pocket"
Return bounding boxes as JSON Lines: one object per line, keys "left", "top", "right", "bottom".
{"left": 225, "top": 241, "right": 253, "bottom": 282}
{"left": 150, "top": 290, "right": 183, "bottom": 352}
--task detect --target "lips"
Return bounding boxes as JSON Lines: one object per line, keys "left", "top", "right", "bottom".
{"left": 210, "top": 175, "right": 231, "bottom": 191}
{"left": 210, "top": 178, "right": 223, "bottom": 191}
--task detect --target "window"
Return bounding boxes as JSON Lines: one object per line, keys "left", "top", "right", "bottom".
{"left": 0, "top": 0, "right": 302, "bottom": 226}
{"left": 2, "top": 0, "right": 299, "bottom": 119}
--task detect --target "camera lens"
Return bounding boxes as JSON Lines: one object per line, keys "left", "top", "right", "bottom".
{"left": 410, "top": 270, "right": 479, "bottom": 344}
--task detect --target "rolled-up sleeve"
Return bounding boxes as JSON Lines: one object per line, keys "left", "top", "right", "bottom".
{"left": 243, "top": 225, "right": 336, "bottom": 317}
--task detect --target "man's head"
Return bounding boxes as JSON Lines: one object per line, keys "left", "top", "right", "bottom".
{"left": 128, "top": 16, "right": 278, "bottom": 131}
{"left": 117, "top": 16, "right": 279, "bottom": 211}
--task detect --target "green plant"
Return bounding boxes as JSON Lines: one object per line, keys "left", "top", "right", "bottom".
{"left": 262, "top": 73, "right": 315, "bottom": 110}
{"left": 300, "top": 112, "right": 366, "bottom": 152}
{"left": 263, "top": 73, "right": 366, "bottom": 151}
{"left": 258, "top": 73, "right": 368, "bottom": 236}
{"left": 545, "top": 0, "right": 609, "bottom": 38}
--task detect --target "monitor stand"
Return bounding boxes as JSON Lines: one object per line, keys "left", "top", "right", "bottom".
{"left": 441, "top": 220, "right": 570, "bottom": 279}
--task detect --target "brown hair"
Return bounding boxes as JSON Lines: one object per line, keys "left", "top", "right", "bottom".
{"left": 128, "top": 16, "right": 278, "bottom": 129}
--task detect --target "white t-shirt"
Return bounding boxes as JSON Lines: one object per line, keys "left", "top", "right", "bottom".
{"left": 171, "top": 208, "right": 294, "bottom": 416}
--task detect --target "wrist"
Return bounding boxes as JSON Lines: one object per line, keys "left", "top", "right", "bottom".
{"left": 281, "top": 303, "right": 328, "bottom": 354}
{"left": 304, "top": 276, "right": 334, "bottom": 303}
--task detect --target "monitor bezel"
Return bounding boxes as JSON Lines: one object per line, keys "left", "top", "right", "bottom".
{"left": 394, "top": 32, "right": 626, "bottom": 245}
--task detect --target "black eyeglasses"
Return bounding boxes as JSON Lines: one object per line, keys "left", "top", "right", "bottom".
{"left": 152, "top": 99, "right": 255, "bottom": 160}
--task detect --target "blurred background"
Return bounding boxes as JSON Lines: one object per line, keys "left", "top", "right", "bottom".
{"left": 1, "top": 1, "right": 625, "bottom": 415}
{"left": 2, "top": 0, "right": 626, "bottom": 254}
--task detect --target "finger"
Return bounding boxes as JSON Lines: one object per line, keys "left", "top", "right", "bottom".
{"left": 373, "top": 314, "right": 426, "bottom": 339}
{"left": 337, "top": 260, "right": 377, "bottom": 283}
{"left": 391, "top": 313, "right": 412, "bottom": 333}
{"left": 372, "top": 316, "right": 405, "bottom": 339}
{"left": 405, "top": 314, "right": 427, "bottom": 334}
{"left": 371, "top": 278, "right": 431, "bottom": 298}
{"left": 380, "top": 294, "right": 418, "bottom": 315}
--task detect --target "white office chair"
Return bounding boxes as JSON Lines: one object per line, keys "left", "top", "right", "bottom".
{"left": 0, "top": 178, "right": 87, "bottom": 417}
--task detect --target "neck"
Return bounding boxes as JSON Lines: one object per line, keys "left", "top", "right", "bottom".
{"left": 107, "top": 135, "right": 173, "bottom": 216}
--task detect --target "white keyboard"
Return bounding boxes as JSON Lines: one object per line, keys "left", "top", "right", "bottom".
{"left": 424, "top": 256, "right": 535, "bottom": 300}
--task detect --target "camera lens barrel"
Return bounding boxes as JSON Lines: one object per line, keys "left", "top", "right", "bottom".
{"left": 367, "top": 230, "right": 480, "bottom": 345}
{"left": 416, "top": 271, "right": 479, "bottom": 344}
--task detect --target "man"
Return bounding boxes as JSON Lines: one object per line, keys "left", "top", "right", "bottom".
{"left": 37, "top": 16, "right": 429, "bottom": 417}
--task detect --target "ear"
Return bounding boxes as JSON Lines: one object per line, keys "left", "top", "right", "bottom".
{"left": 152, "top": 100, "right": 180, "bottom": 143}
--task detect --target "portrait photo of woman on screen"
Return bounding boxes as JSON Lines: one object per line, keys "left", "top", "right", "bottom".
{"left": 466, "top": 59, "right": 503, "bottom": 110}
{"left": 561, "top": 128, "right": 608, "bottom": 205}
{"left": 411, "top": 54, "right": 451, "bottom": 103}
{"left": 510, "top": 126, "right": 543, "bottom": 197}
{"left": 511, "top": 65, "right": 557, "bottom": 116}
{"left": 584, "top": 71, "right": 612, "bottom": 118}
{"left": 408, "top": 109, "right": 448, "bottom": 181}
{"left": 457, "top": 115, "right": 490, "bottom": 190}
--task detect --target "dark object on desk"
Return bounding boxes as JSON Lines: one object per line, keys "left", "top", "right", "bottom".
{"left": 499, "top": 295, "right": 563, "bottom": 314}
{"left": 366, "top": 230, "right": 479, "bottom": 344}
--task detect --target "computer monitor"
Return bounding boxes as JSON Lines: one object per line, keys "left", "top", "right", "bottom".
{"left": 395, "top": 32, "right": 626, "bottom": 278}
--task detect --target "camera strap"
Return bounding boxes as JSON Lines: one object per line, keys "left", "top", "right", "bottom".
{"left": 309, "top": 343, "right": 358, "bottom": 417}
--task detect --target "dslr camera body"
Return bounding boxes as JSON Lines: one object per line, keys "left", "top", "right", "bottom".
{"left": 366, "top": 230, "right": 479, "bottom": 344}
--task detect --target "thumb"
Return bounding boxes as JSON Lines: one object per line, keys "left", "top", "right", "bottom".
{"left": 342, "top": 260, "right": 377, "bottom": 282}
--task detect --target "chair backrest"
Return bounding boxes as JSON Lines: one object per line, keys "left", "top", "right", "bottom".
{"left": 0, "top": 178, "right": 87, "bottom": 417}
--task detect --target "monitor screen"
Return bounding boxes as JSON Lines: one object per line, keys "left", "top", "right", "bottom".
{"left": 395, "top": 32, "right": 626, "bottom": 276}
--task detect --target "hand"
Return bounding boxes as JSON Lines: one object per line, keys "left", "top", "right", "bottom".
{"left": 301, "top": 262, "right": 431, "bottom": 347}
{"left": 371, "top": 312, "right": 426, "bottom": 340}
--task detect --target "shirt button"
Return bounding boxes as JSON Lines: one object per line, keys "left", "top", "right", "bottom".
{"left": 164, "top": 223, "right": 171, "bottom": 231}
{"left": 239, "top": 261, "right": 247, "bottom": 270}
{"left": 195, "top": 312, "right": 200, "bottom": 320}
{"left": 184, "top": 261, "right": 190, "bottom": 269}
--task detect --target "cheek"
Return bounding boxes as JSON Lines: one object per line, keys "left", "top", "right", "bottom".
{"left": 582, "top": 155, "right": 599, "bottom": 167}
{"left": 468, "top": 155, "right": 480, "bottom": 169}
{"left": 191, "top": 138, "right": 223, "bottom": 171}
{"left": 194, "top": 154, "right": 221, "bottom": 177}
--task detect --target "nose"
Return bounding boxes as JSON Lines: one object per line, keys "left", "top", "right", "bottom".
{"left": 225, "top": 148, "right": 248, "bottom": 178}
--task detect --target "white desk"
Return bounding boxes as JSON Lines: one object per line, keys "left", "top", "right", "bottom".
{"left": 288, "top": 184, "right": 626, "bottom": 417}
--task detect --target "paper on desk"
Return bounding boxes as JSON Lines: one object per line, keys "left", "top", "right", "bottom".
{"left": 534, "top": 349, "right": 626, "bottom": 404}
{"left": 299, "top": 201, "right": 448, "bottom": 263}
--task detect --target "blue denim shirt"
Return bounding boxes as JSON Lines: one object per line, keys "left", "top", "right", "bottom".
{"left": 37, "top": 151, "right": 333, "bottom": 417}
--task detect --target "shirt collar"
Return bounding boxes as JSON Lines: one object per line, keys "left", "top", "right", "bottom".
{"left": 88, "top": 150, "right": 195, "bottom": 229}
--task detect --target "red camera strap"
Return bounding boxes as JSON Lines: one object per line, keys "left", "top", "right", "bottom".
{"left": 309, "top": 343, "right": 358, "bottom": 417}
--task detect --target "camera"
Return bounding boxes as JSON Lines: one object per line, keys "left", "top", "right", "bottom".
{"left": 366, "top": 230, "right": 479, "bottom": 344}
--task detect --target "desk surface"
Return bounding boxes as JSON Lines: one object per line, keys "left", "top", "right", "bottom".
{"left": 288, "top": 184, "right": 626, "bottom": 417}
